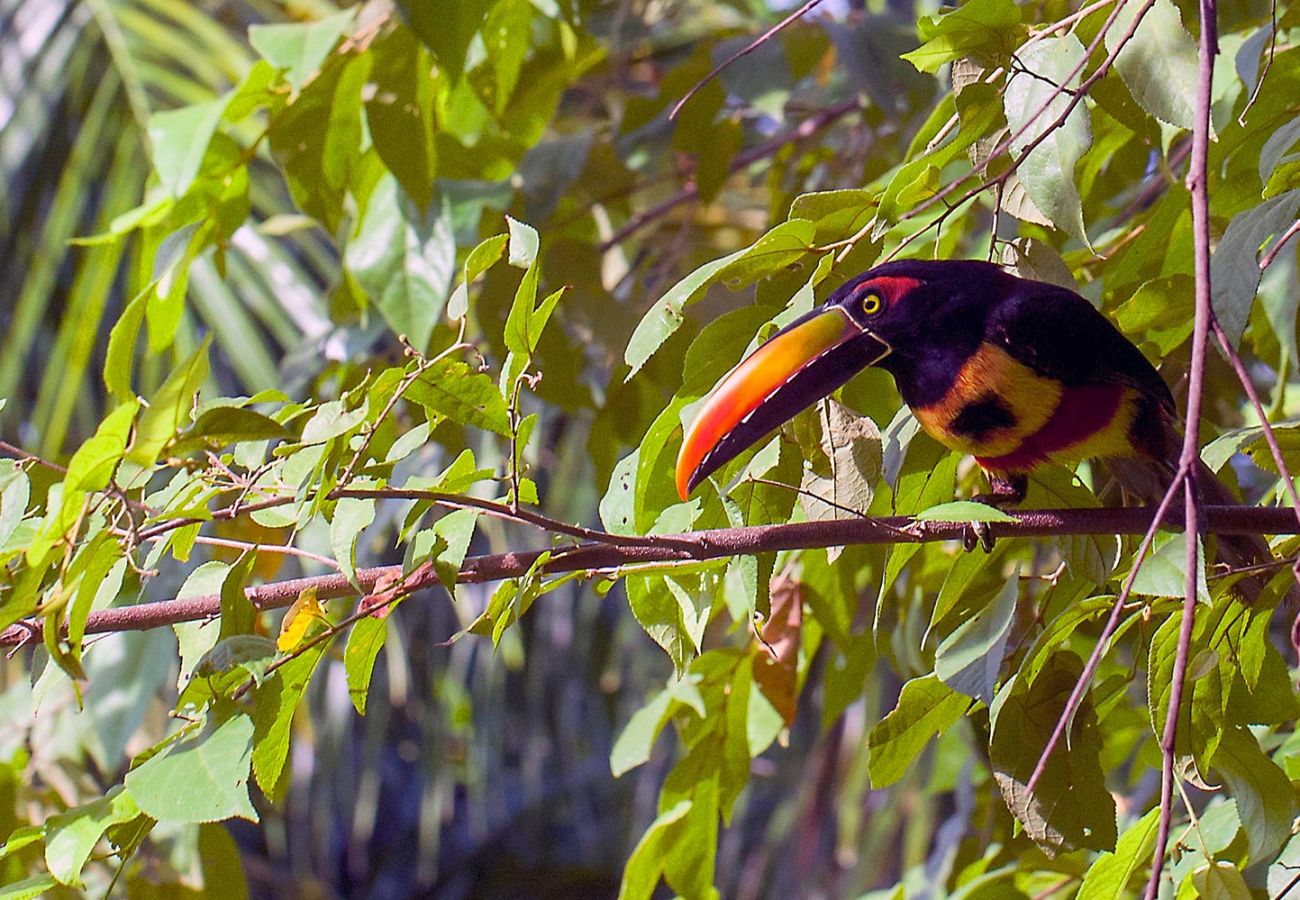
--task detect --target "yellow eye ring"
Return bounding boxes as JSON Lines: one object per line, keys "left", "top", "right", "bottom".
{"left": 860, "top": 292, "right": 883, "bottom": 316}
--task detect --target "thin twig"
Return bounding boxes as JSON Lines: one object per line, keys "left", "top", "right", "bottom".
{"left": 668, "top": 0, "right": 827, "bottom": 122}
{"left": 1259, "top": 218, "right": 1300, "bottom": 271}
{"left": 1143, "top": 0, "right": 1217, "bottom": 893}
{"left": 1237, "top": 0, "right": 1278, "bottom": 125}
{"left": 831, "top": 0, "right": 1157, "bottom": 264}
{"left": 1024, "top": 461, "right": 1189, "bottom": 797}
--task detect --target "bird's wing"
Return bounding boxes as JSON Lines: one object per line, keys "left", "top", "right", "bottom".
{"left": 987, "top": 285, "right": 1177, "bottom": 417}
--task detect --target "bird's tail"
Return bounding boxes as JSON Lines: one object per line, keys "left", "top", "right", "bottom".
{"left": 1103, "top": 456, "right": 1295, "bottom": 607}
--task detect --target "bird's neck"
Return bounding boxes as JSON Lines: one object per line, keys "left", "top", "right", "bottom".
{"left": 881, "top": 317, "right": 985, "bottom": 408}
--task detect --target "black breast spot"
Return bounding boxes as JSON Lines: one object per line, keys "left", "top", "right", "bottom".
{"left": 949, "top": 396, "right": 1017, "bottom": 439}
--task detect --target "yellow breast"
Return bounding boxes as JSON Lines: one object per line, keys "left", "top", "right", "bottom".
{"left": 911, "top": 343, "right": 1062, "bottom": 458}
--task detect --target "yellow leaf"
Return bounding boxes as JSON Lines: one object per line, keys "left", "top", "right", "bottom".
{"left": 277, "top": 588, "right": 327, "bottom": 652}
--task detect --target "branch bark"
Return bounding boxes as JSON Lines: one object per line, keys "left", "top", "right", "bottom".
{"left": 7, "top": 504, "right": 1297, "bottom": 647}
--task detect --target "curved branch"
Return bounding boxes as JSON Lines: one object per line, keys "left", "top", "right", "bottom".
{"left": 6, "top": 504, "right": 1298, "bottom": 647}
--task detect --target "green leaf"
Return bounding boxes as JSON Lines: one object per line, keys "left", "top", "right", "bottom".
{"left": 406, "top": 357, "right": 512, "bottom": 436}
{"left": 915, "top": 500, "right": 1016, "bottom": 523}
{"left": 346, "top": 174, "right": 455, "bottom": 349}
{"left": 397, "top": 0, "right": 496, "bottom": 81}
{"left": 252, "top": 643, "right": 328, "bottom": 802}
{"left": 128, "top": 337, "right": 211, "bottom": 466}
{"left": 44, "top": 786, "right": 141, "bottom": 885}
{"left": 448, "top": 233, "right": 508, "bottom": 320}
{"left": 147, "top": 98, "right": 231, "bottom": 197}
{"left": 104, "top": 291, "right": 148, "bottom": 403}
{"left": 430, "top": 508, "right": 479, "bottom": 601}
{"left": 0, "top": 876, "right": 59, "bottom": 900}
{"left": 990, "top": 653, "right": 1117, "bottom": 853}
{"left": 1212, "top": 725, "right": 1297, "bottom": 862}
{"left": 867, "top": 674, "right": 969, "bottom": 788}
{"left": 63, "top": 401, "right": 137, "bottom": 492}
{"left": 1076, "top": 807, "right": 1161, "bottom": 900}
{"left": 611, "top": 689, "right": 673, "bottom": 777}
{"left": 268, "top": 51, "right": 368, "bottom": 233}
{"left": 1004, "top": 35, "right": 1092, "bottom": 243}
{"left": 331, "top": 495, "right": 376, "bottom": 589}
{"left": 623, "top": 239, "right": 764, "bottom": 380}
{"left": 1211, "top": 189, "right": 1300, "bottom": 348}
{"left": 506, "top": 215, "right": 539, "bottom": 268}
{"left": 1189, "top": 862, "right": 1251, "bottom": 900}
{"left": 1106, "top": 0, "right": 1199, "bottom": 130}
{"left": 125, "top": 713, "right": 259, "bottom": 823}
{"left": 249, "top": 10, "right": 355, "bottom": 89}
{"left": 935, "top": 566, "right": 1019, "bottom": 704}
{"left": 1129, "top": 532, "right": 1209, "bottom": 601}
{"left": 182, "top": 406, "right": 293, "bottom": 449}
{"left": 345, "top": 615, "right": 390, "bottom": 716}
{"left": 365, "top": 26, "right": 437, "bottom": 208}
{"left": 901, "top": 0, "right": 1021, "bottom": 73}
{"left": 618, "top": 799, "right": 693, "bottom": 900}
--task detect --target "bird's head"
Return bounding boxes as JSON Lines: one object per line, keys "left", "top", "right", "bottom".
{"left": 674, "top": 259, "right": 1004, "bottom": 500}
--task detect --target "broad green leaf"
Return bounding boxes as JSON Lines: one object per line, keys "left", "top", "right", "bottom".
{"left": 618, "top": 800, "right": 693, "bottom": 900}
{"left": 406, "top": 358, "right": 512, "bottom": 436}
{"left": 365, "top": 26, "right": 437, "bottom": 208}
{"left": 300, "top": 399, "right": 368, "bottom": 444}
{"left": 1106, "top": 0, "right": 1199, "bottom": 130}
{"left": 506, "top": 216, "right": 539, "bottom": 268}
{"left": 252, "top": 642, "right": 328, "bottom": 802}
{"left": 1212, "top": 725, "right": 1297, "bottom": 862}
{"left": 128, "top": 337, "right": 211, "bottom": 466}
{"left": 623, "top": 239, "right": 764, "bottom": 380}
{"left": 1211, "top": 189, "right": 1300, "bottom": 348}
{"left": 346, "top": 174, "right": 455, "bottom": 349}
{"left": 331, "top": 495, "right": 376, "bottom": 588}
{"left": 990, "top": 653, "right": 1117, "bottom": 853}
{"left": 125, "top": 714, "right": 259, "bottom": 823}
{"left": 611, "top": 689, "right": 673, "bottom": 777}
{"left": 1189, "top": 862, "right": 1251, "bottom": 900}
{"left": 1076, "top": 807, "right": 1161, "bottom": 900}
{"left": 63, "top": 401, "right": 137, "bottom": 492}
{"left": 268, "top": 50, "right": 368, "bottom": 233}
{"left": 1129, "top": 532, "right": 1209, "bottom": 602}
{"left": 397, "top": 0, "right": 496, "bottom": 80}
{"left": 935, "top": 567, "right": 1019, "bottom": 704}
{"left": 430, "top": 508, "right": 479, "bottom": 601}
{"left": 447, "top": 233, "right": 508, "bottom": 319}
{"left": 44, "top": 786, "right": 140, "bottom": 885}
{"left": 901, "top": 0, "right": 1020, "bottom": 73}
{"left": 147, "top": 98, "right": 231, "bottom": 197}
{"left": 249, "top": 10, "right": 355, "bottom": 89}
{"left": 104, "top": 290, "right": 148, "bottom": 403}
{"left": 0, "top": 875, "right": 59, "bottom": 900}
{"left": 1004, "top": 35, "right": 1092, "bottom": 243}
{"left": 915, "top": 500, "right": 1016, "bottom": 523}
{"left": 345, "top": 615, "right": 390, "bottom": 715}
{"left": 867, "top": 674, "right": 969, "bottom": 788}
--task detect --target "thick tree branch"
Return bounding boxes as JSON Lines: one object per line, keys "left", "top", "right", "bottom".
{"left": 6, "top": 504, "right": 1299, "bottom": 647}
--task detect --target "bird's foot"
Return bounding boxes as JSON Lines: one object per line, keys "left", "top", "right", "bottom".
{"left": 963, "top": 473, "right": 1028, "bottom": 553}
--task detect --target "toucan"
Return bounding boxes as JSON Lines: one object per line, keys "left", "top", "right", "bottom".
{"left": 675, "top": 259, "right": 1279, "bottom": 590}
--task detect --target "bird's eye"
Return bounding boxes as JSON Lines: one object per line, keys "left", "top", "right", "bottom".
{"left": 860, "top": 291, "right": 883, "bottom": 316}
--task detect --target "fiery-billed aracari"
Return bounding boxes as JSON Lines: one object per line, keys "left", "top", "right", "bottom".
{"left": 676, "top": 259, "right": 1275, "bottom": 585}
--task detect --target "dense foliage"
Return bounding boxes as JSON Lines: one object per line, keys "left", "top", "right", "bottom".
{"left": 2, "top": 0, "right": 1300, "bottom": 896}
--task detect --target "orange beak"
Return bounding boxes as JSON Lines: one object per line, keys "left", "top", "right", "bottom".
{"left": 675, "top": 306, "right": 889, "bottom": 500}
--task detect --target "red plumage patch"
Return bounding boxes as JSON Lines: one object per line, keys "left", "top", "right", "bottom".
{"left": 976, "top": 383, "right": 1124, "bottom": 473}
